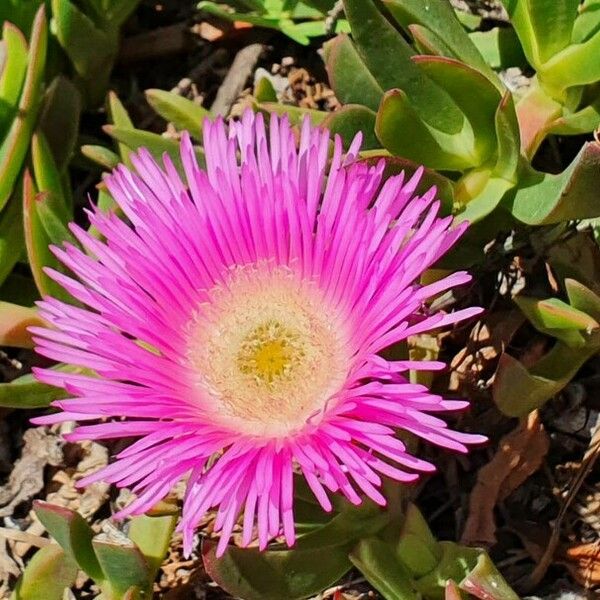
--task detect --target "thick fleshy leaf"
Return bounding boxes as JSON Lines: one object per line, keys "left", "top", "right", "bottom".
{"left": 145, "top": 89, "right": 209, "bottom": 139}
{"left": 341, "top": 0, "right": 463, "bottom": 132}
{"left": 321, "top": 105, "right": 379, "bottom": 149}
{"left": 515, "top": 295, "right": 598, "bottom": 347}
{"left": 547, "top": 99, "right": 600, "bottom": 136}
{"left": 0, "top": 182, "right": 24, "bottom": 287}
{"left": 408, "top": 24, "right": 457, "bottom": 58}
{"left": 31, "top": 131, "right": 71, "bottom": 223}
{"left": 572, "top": 0, "right": 600, "bottom": 43}
{"left": 492, "top": 92, "right": 521, "bottom": 181}
{"left": 396, "top": 503, "right": 440, "bottom": 578}
{"left": 81, "top": 144, "right": 121, "bottom": 170}
{"left": 0, "top": 6, "right": 46, "bottom": 212}
{"left": 501, "top": 0, "right": 580, "bottom": 67}
{"left": 0, "top": 301, "right": 44, "bottom": 348}
{"left": 539, "top": 27, "right": 600, "bottom": 91}
{"left": 9, "top": 544, "right": 77, "bottom": 600}
{"left": 323, "top": 34, "right": 383, "bottom": 112}
{"left": 493, "top": 345, "right": 599, "bottom": 416}
{"left": 92, "top": 537, "right": 152, "bottom": 597}
{"left": 350, "top": 537, "right": 420, "bottom": 600}
{"left": 34, "top": 501, "right": 105, "bottom": 582}
{"left": 565, "top": 279, "right": 600, "bottom": 322}
{"left": 104, "top": 125, "right": 206, "bottom": 172}
{"left": 412, "top": 55, "right": 501, "bottom": 163}
{"left": 455, "top": 172, "right": 515, "bottom": 224}
{"left": 22, "top": 171, "right": 73, "bottom": 303}
{"left": 107, "top": 91, "right": 134, "bottom": 167}
{"left": 0, "top": 273, "right": 39, "bottom": 306}
{"left": 459, "top": 553, "right": 520, "bottom": 600}
{"left": 128, "top": 512, "right": 177, "bottom": 579}
{"left": 254, "top": 76, "right": 278, "bottom": 103}
{"left": 203, "top": 501, "right": 386, "bottom": 600}
{"left": 376, "top": 89, "right": 474, "bottom": 171}
{"left": 203, "top": 540, "right": 352, "bottom": 600}
{"left": 415, "top": 542, "right": 519, "bottom": 600}
{"left": 38, "top": 76, "right": 82, "bottom": 171}
{"left": 0, "top": 364, "right": 84, "bottom": 409}
{"left": 50, "top": 0, "right": 116, "bottom": 105}
{"left": 509, "top": 142, "right": 600, "bottom": 224}
{"left": 382, "top": 0, "right": 495, "bottom": 80}
{"left": 0, "top": 22, "right": 28, "bottom": 131}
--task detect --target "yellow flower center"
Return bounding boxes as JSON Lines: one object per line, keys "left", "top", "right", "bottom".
{"left": 185, "top": 265, "right": 350, "bottom": 437}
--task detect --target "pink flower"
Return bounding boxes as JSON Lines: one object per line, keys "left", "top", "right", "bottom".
{"left": 32, "top": 110, "right": 484, "bottom": 556}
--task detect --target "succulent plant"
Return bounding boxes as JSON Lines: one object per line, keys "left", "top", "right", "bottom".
{"left": 9, "top": 501, "right": 177, "bottom": 600}
{"left": 197, "top": 0, "right": 350, "bottom": 45}
{"left": 318, "top": 0, "right": 600, "bottom": 228}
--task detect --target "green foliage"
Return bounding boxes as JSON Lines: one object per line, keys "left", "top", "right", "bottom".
{"left": 494, "top": 277, "right": 600, "bottom": 416}
{"left": 205, "top": 500, "right": 519, "bottom": 600}
{"left": 10, "top": 544, "right": 78, "bottom": 600}
{"left": 33, "top": 501, "right": 177, "bottom": 600}
{"left": 197, "top": 0, "right": 349, "bottom": 45}
{"left": 307, "top": 0, "right": 600, "bottom": 229}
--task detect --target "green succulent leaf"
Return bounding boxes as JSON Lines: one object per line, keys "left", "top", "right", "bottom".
{"left": 412, "top": 55, "right": 501, "bottom": 164}
{"left": 341, "top": 0, "right": 463, "bottom": 132}
{"left": 515, "top": 295, "right": 599, "bottom": 347}
{"left": 408, "top": 24, "right": 457, "bottom": 59}
{"left": 321, "top": 104, "right": 379, "bottom": 149}
{"left": 92, "top": 536, "right": 152, "bottom": 597}
{"left": 382, "top": 0, "right": 495, "bottom": 81}
{"left": 202, "top": 539, "right": 352, "bottom": 600}
{"left": 10, "top": 544, "right": 78, "bottom": 600}
{"left": 509, "top": 142, "right": 600, "bottom": 224}
{"left": 81, "top": 144, "right": 121, "bottom": 170}
{"left": 0, "top": 5, "right": 47, "bottom": 212}
{"left": 375, "top": 89, "right": 474, "bottom": 171}
{"left": 254, "top": 76, "right": 278, "bottom": 103}
{"left": 128, "top": 512, "right": 178, "bottom": 581}
{"left": 0, "top": 364, "right": 85, "bottom": 409}
{"left": 104, "top": 125, "right": 206, "bottom": 173}
{"left": 0, "top": 22, "right": 28, "bottom": 132}
{"left": 501, "top": 0, "right": 580, "bottom": 67}
{"left": 547, "top": 99, "right": 600, "bottom": 135}
{"left": 51, "top": 0, "right": 117, "bottom": 105}
{"left": 350, "top": 537, "right": 420, "bottom": 600}
{"left": 572, "top": 0, "right": 600, "bottom": 43}
{"left": 414, "top": 542, "right": 519, "bottom": 600}
{"left": 323, "top": 34, "right": 383, "bottom": 112}
{"left": 565, "top": 278, "right": 600, "bottom": 322}
{"left": 540, "top": 27, "right": 600, "bottom": 91}
{"left": 22, "top": 171, "right": 74, "bottom": 303}
{"left": 492, "top": 92, "right": 521, "bottom": 181}
{"left": 493, "top": 344, "right": 600, "bottom": 416}
{"left": 0, "top": 182, "right": 25, "bottom": 287}
{"left": 34, "top": 501, "right": 105, "bottom": 582}
{"left": 31, "top": 131, "right": 72, "bottom": 224}
{"left": 396, "top": 504, "right": 440, "bottom": 578}
{"left": 145, "top": 89, "right": 210, "bottom": 139}
{"left": 203, "top": 498, "right": 386, "bottom": 600}
{"left": 38, "top": 76, "right": 82, "bottom": 172}
{"left": 107, "top": 91, "right": 134, "bottom": 167}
